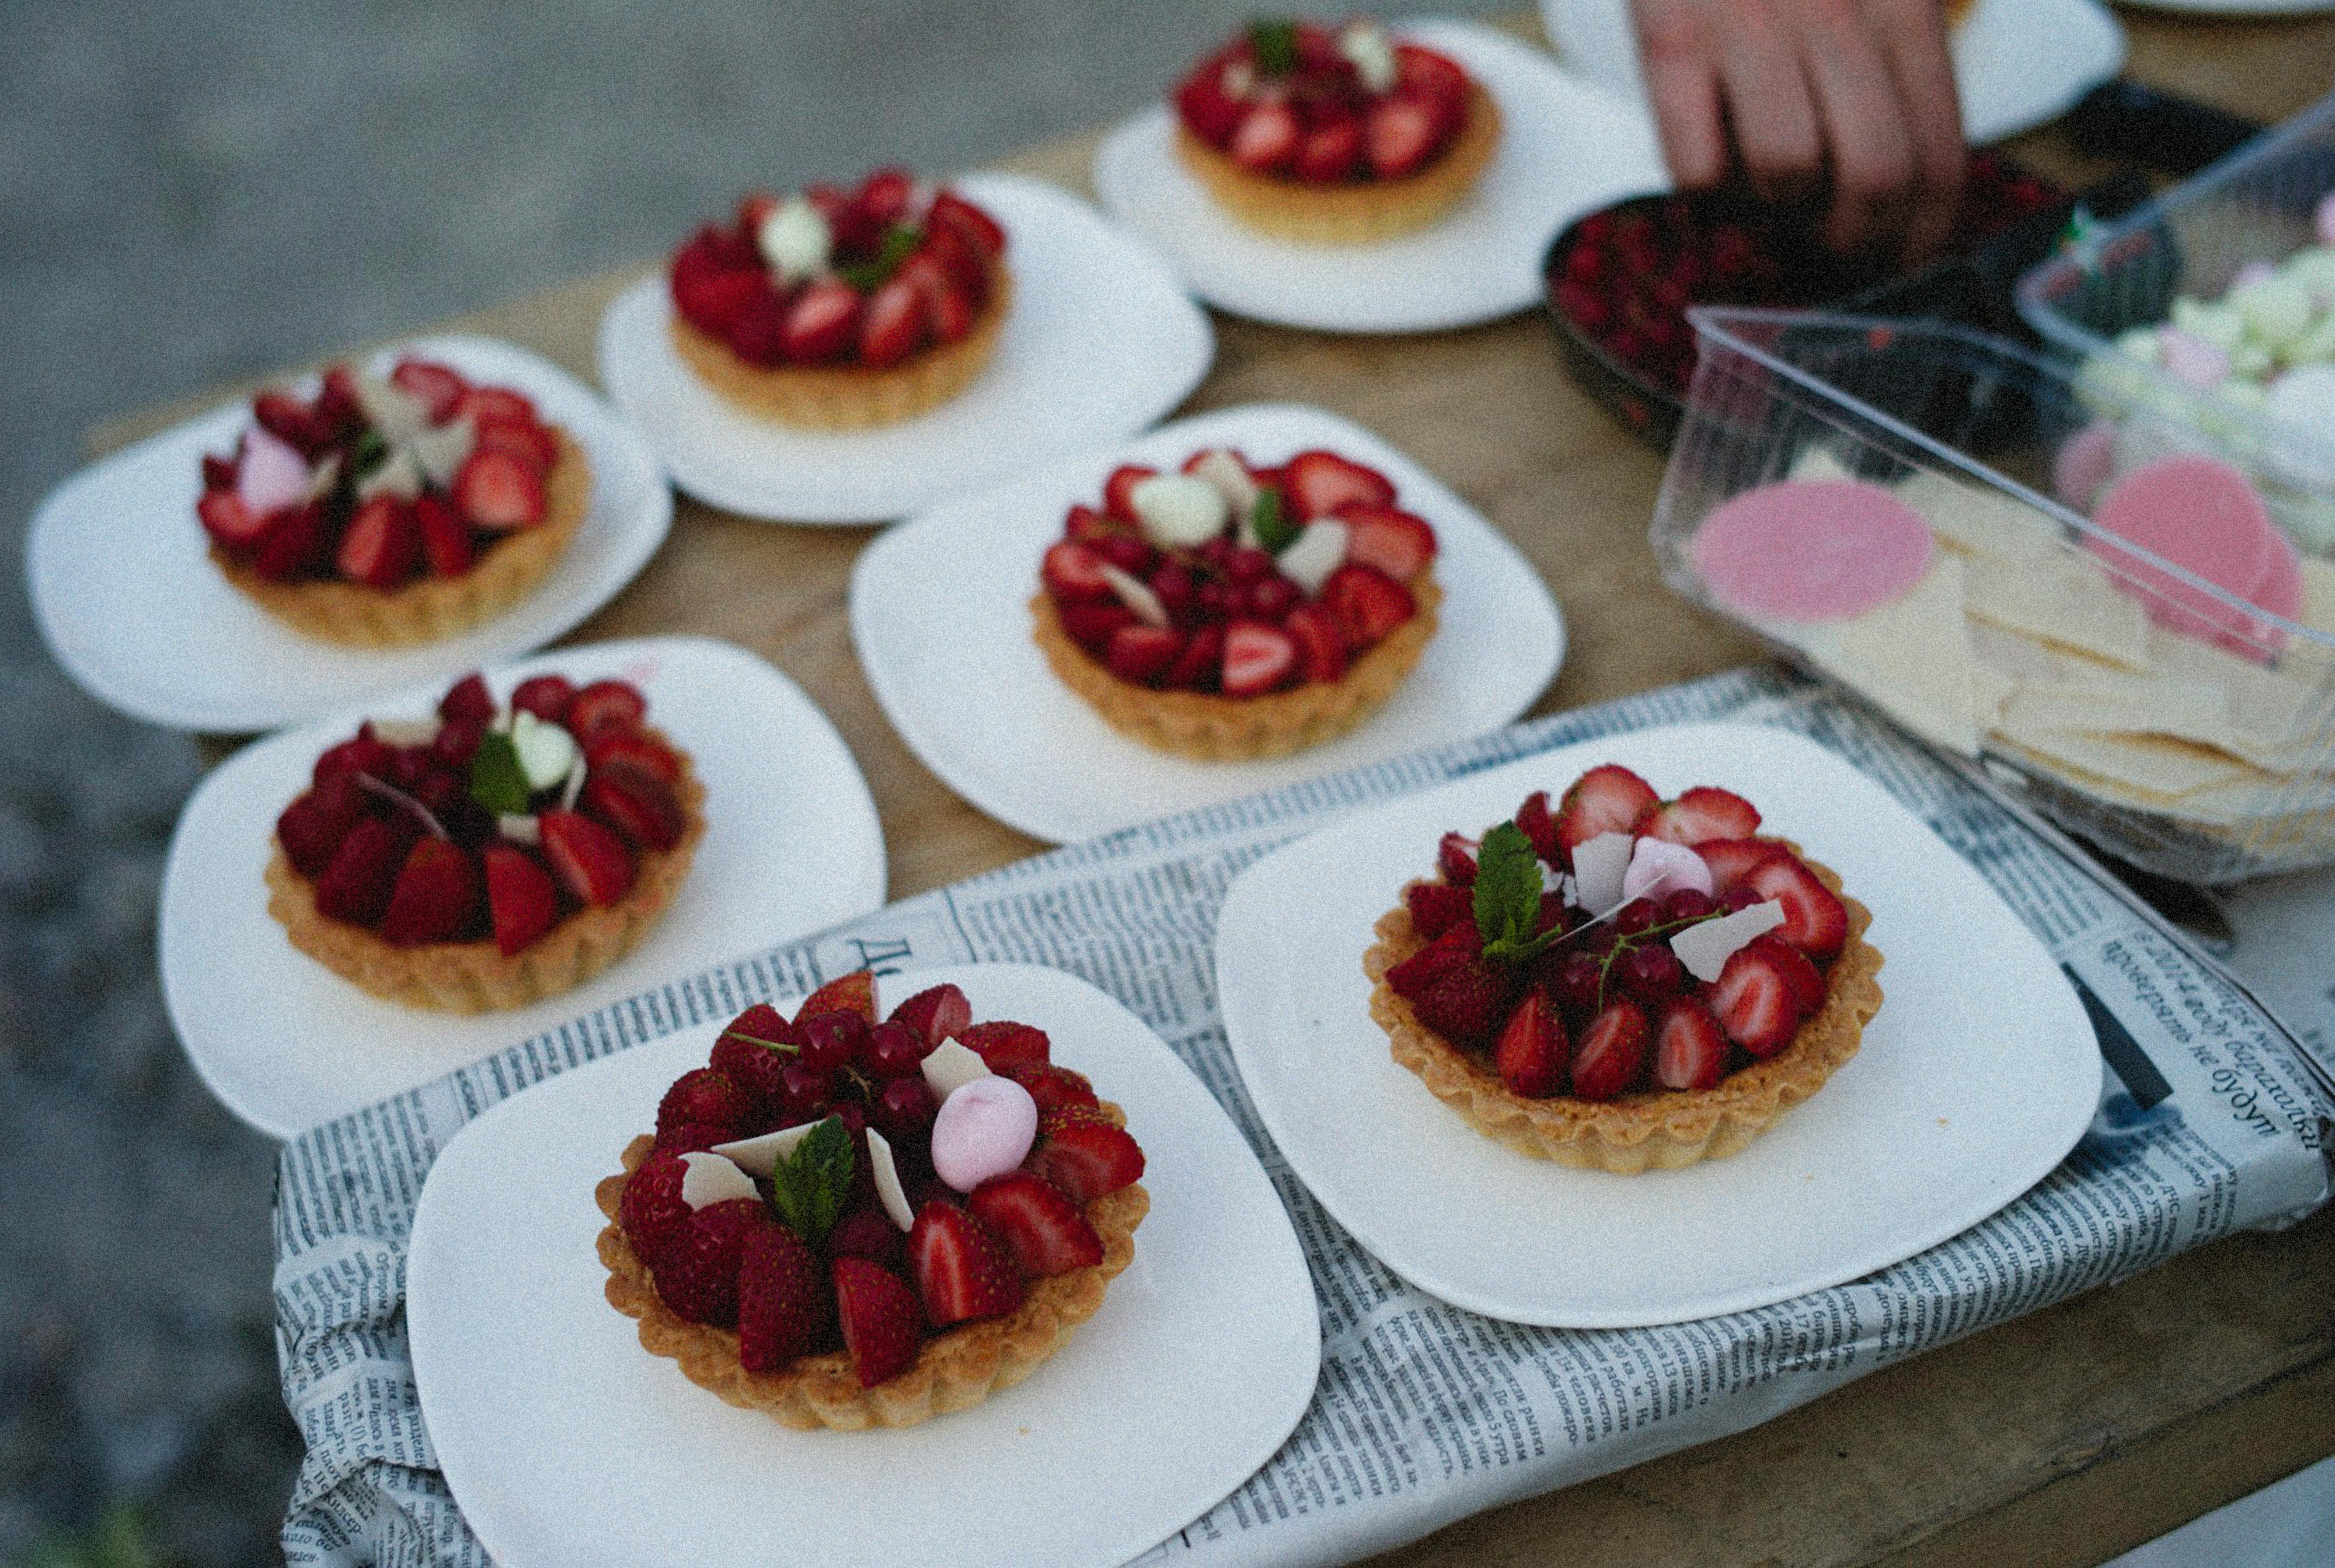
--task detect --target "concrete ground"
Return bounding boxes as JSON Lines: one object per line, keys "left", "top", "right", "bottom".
{"left": 0, "top": 2, "right": 1511, "bottom": 1562}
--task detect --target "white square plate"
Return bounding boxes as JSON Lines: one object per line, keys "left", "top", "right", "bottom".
{"left": 596, "top": 173, "right": 1214, "bottom": 524}
{"left": 407, "top": 961, "right": 1321, "bottom": 1568}
{"left": 1092, "top": 19, "right": 1670, "bottom": 334}
{"left": 849, "top": 402, "right": 1565, "bottom": 844}
{"left": 1215, "top": 721, "right": 2102, "bottom": 1328}
{"left": 159, "top": 636, "right": 884, "bottom": 1138}
{"left": 27, "top": 335, "right": 672, "bottom": 734}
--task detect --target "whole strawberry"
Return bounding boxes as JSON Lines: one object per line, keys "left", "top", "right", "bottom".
{"left": 617, "top": 1152, "right": 693, "bottom": 1267}
{"left": 657, "top": 1068, "right": 751, "bottom": 1140}
{"left": 737, "top": 1218, "right": 834, "bottom": 1372}
{"left": 653, "top": 1197, "right": 763, "bottom": 1327}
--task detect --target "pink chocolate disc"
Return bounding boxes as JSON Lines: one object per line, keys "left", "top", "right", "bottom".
{"left": 1691, "top": 479, "right": 1935, "bottom": 622}
{"left": 2087, "top": 454, "right": 2280, "bottom": 646}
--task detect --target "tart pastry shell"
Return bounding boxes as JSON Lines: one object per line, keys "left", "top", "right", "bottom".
{"left": 595, "top": 1108, "right": 1148, "bottom": 1431}
{"left": 1174, "top": 84, "right": 1501, "bottom": 246}
{"left": 1031, "top": 574, "right": 1441, "bottom": 762}
{"left": 264, "top": 727, "right": 705, "bottom": 1014}
{"left": 214, "top": 429, "right": 591, "bottom": 649}
{"left": 668, "top": 262, "right": 1012, "bottom": 431}
{"left": 1365, "top": 848, "right": 1884, "bottom": 1173}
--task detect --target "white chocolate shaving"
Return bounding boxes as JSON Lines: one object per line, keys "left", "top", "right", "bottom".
{"left": 866, "top": 1128, "right": 916, "bottom": 1232}
{"left": 678, "top": 1151, "right": 758, "bottom": 1210}
{"left": 1669, "top": 900, "right": 1786, "bottom": 984}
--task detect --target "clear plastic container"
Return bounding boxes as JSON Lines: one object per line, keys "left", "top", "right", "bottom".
{"left": 1653, "top": 308, "right": 2335, "bottom": 885}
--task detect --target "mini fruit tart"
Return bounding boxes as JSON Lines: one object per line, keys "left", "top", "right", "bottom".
{"left": 1364, "top": 764, "right": 1885, "bottom": 1173}
{"left": 266, "top": 670, "right": 705, "bottom": 1013}
{"left": 596, "top": 975, "right": 1148, "bottom": 1430}
{"left": 667, "top": 169, "right": 1012, "bottom": 430}
{"left": 1172, "top": 18, "right": 1500, "bottom": 245}
{"left": 198, "top": 358, "right": 590, "bottom": 647}
{"left": 1032, "top": 447, "right": 1442, "bottom": 760}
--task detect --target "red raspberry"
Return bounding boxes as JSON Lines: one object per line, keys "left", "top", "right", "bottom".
{"left": 651, "top": 1197, "right": 762, "bottom": 1327}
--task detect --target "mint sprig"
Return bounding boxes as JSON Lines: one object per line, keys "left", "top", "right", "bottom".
{"left": 1252, "top": 486, "right": 1299, "bottom": 554}
{"left": 837, "top": 223, "right": 923, "bottom": 291}
{"left": 1247, "top": 18, "right": 1298, "bottom": 74}
{"left": 766, "top": 1115, "right": 853, "bottom": 1248}
{"left": 1473, "top": 823, "right": 1566, "bottom": 964}
{"left": 468, "top": 730, "right": 531, "bottom": 816}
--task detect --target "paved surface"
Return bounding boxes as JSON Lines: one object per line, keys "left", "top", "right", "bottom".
{"left": 0, "top": 2, "right": 1507, "bottom": 1561}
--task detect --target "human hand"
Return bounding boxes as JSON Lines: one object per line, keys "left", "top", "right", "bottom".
{"left": 1628, "top": 0, "right": 1967, "bottom": 260}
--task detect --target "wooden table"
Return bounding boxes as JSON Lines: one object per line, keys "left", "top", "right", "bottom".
{"left": 90, "top": 11, "right": 2335, "bottom": 1566}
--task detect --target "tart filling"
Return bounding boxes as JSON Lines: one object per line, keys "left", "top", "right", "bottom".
{"left": 267, "top": 670, "right": 703, "bottom": 1013}
{"left": 1364, "top": 764, "right": 1885, "bottom": 1172}
{"left": 1032, "top": 445, "right": 1440, "bottom": 759}
{"left": 597, "top": 976, "right": 1148, "bottom": 1429}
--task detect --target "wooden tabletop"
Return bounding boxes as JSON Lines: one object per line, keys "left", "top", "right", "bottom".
{"left": 88, "top": 9, "right": 2335, "bottom": 1566}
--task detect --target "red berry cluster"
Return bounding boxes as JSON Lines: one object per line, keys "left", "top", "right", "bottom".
{"left": 1040, "top": 448, "right": 1434, "bottom": 698}
{"left": 276, "top": 672, "right": 686, "bottom": 956}
{"left": 1548, "top": 153, "right": 2065, "bottom": 395}
{"left": 1385, "top": 765, "right": 1851, "bottom": 1102}
{"left": 1174, "top": 19, "right": 1471, "bottom": 184}
{"left": 198, "top": 358, "right": 556, "bottom": 590}
{"left": 619, "top": 977, "right": 1145, "bottom": 1390}
{"left": 669, "top": 170, "right": 1006, "bottom": 370}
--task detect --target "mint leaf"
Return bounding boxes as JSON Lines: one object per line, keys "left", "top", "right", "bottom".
{"left": 1252, "top": 486, "right": 1298, "bottom": 554}
{"left": 1247, "top": 18, "right": 1298, "bottom": 74}
{"left": 350, "top": 429, "right": 387, "bottom": 476}
{"left": 766, "top": 1115, "right": 853, "bottom": 1247}
{"left": 837, "top": 223, "right": 923, "bottom": 291}
{"left": 467, "top": 731, "right": 531, "bottom": 816}
{"left": 1472, "top": 823, "right": 1541, "bottom": 949}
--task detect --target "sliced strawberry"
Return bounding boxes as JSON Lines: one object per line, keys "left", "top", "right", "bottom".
{"left": 196, "top": 490, "right": 271, "bottom": 549}
{"left": 1495, "top": 989, "right": 1569, "bottom": 1097}
{"left": 1106, "top": 624, "right": 1184, "bottom": 686}
{"left": 1385, "top": 919, "right": 1483, "bottom": 995}
{"left": 1060, "top": 601, "right": 1138, "bottom": 649}
{"left": 313, "top": 366, "right": 364, "bottom": 441}
{"left": 858, "top": 275, "right": 928, "bottom": 368}
{"left": 855, "top": 166, "right": 916, "bottom": 228}
{"left": 1221, "top": 621, "right": 1297, "bottom": 697}
{"left": 653, "top": 1197, "right": 761, "bottom": 1327}
{"left": 581, "top": 762, "right": 685, "bottom": 852}
{"left": 537, "top": 809, "right": 636, "bottom": 907}
{"left": 378, "top": 837, "right": 481, "bottom": 947}
{"left": 1552, "top": 765, "right": 1660, "bottom": 865}
{"left": 437, "top": 673, "right": 494, "bottom": 726}
{"left": 737, "top": 1220, "right": 834, "bottom": 1372}
{"left": 1515, "top": 790, "right": 1560, "bottom": 866}
{"left": 1061, "top": 503, "right": 1115, "bottom": 543}
{"left": 334, "top": 497, "right": 419, "bottom": 589}
{"left": 480, "top": 842, "right": 560, "bottom": 957}
{"left": 1407, "top": 960, "right": 1515, "bottom": 1047}
{"left": 1396, "top": 42, "right": 1469, "bottom": 102}
{"left": 276, "top": 775, "right": 370, "bottom": 879}
{"left": 954, "top": 1019, "right": 1049, "bottom": 1071}
{"left": 200, "top": 452, "right": 238, "bottom": 493}
{"left": 1638, "top": 786, "right": 1761, "bottom": 846}
{"left": 389, "top": 359, "right": 469, "bottom": 424}
{"left": 799, "top": 969, "right": 878, "bottom": 1026}
{"left": 1320, "top": 563, "right": 1415, "bottom": 650}
{"left": 618, "top": 1152, "right": 693, "bottom": 1268}
{"left": 779, "top": 277, "right": 861, "bottom": 364}
{"left": 1741, "top": 852, "right": 1849, "bottom": 959}
{"left": 1748, "top": 933, "right": 1828, "bottom": 1016}
{"left": 312, "top": 816, "right": 410, "bottom": 928}
{"left": 723, "top": 288, "right": 792, "bottom": 367}
{"left": 909, "top": 1199, "right": 1024, "bottom": 1327}
{"left": 584, "top": 731, "right": 682, "bottom": 785}
{"left": 1437, "top": 831, "right": 1480, "bottom": 886}
{"left": 253, "top": 500, "right": 330, "bottom": 581}
{"left": 673, "top": 262, "right": 772, "bottom": 338}
{"left": 1366, "top": 94, "right": 1444, "bottom": 179}
{"left": 657, "top": 1066, "right": 752, "bottom": 1137}
{"left": 413, "top": 493, "right": 475, "bottom": 577}
{"left": 1334, "top": 503, "right": 1437, "bottom": 583}
{"left": 1229, "top": 99, "right": 1301, "bottom": 172}
{"left": 1284, "top": 603, "right": 1349, "bottom": 684}
{"left": 1162, "top": 621, "right": 1226, "bottom": 690}
{"left": 565, "top": 680, "right": 647, "bottom": 740}
{"left": 1696, "top": 838, "right": 1783, "bottom": 896}
{"left": 1571, "top": 998, "right": 1652, "bottom": 1101}
{"left": 832, "top": 1257, "right": 923, "bottom": 1388}
{"left": 1042, "top": 540, "right": 1113, "bottom": 603}
{"left": 999, "top": 1061, "right": 1099, "bottom": 1116}
{"left": 253, "top": 391, "right": 320, "bottom": 455}
{"left": 1101, "top": 465, "right": 1158, "bottom": 524}
{"left": 453, "top": 386, "right": 538, "bottom": 428}
{"left": 1404, "top": 880, "right": 1475, "bottom": 940}
{"left": 888, "top": 983, "right": 973, "bottom": 1047}
{"left": 471, "top": 414, "right": 559, "bottom": 471}
{"left": 894, "top": 252, "right": 973, "bottom": 343}
{"left": 1281, "top": 450, "right": 1396, "bottom": 521}
{"left": 1293, "top": 113, "right": 1364, "bottom": 182}
{"left": 451, "top": 448, "right": 546, "bottom": 531}
{"left": 968, "top": 1172, "right": 1104, "bottom": 1278}
{"left": 928, "top": 188, "right": 1006, "bottom": 256}
{"left": 1652, "top": 996, "right": 1728, "bottom": 1090}
{"left": 1026, "top": 1116, "right": 1144, "bottom": 1203}
{"left": 510, "top": 674, "right": 576, "bottom": 725}
{"left": 313, "top": 729, "right": 393, "bottom": 787}
{"left": 1710, "top": 942, "right": 1801, "bottom": 1057}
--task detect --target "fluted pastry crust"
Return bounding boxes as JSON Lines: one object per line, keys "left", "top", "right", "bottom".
{"left": 1365, "top": 846, "right": 1884, "bottom": 1172}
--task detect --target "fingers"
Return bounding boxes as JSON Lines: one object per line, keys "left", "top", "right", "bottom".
{"left": 1709, "top": 5, "right": 1825, "bottom": 207}
{"left": 1630, "top": 0, "right": 1730, "bottom": 189}
{"left": 1867, "top": 0, "right": 1968, "bottom": 260}
{"left": 1780, "top": 0, "right": 1919, "bottom": 253}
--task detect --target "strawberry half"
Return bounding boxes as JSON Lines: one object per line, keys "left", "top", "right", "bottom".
{"left": 389, "top": 359, "right": 468, "bottom": 423}
{"left": 438, "top": 673, "right": 495, "bottom": 726}
{"left": 452, "top": 448, "right": 547, "bottom": 531}
{"left": 968, "top": 1172, "right": 1104, "bottom": 1278}
{"left": 472, "top": 414, "right": 558, "bottom": 471}
{"left": 799, "top": 969, "right": 878, "bottom": 1025}
{"left": 1571, "top": 998, "right": 1651, "bottom": 1101}
{"left": 1652, "top": 996, "right": 1728, "bottom": 1090}
{"left": 1696, "top": 837, "right": 1783, "bottom": 895}
{"left": 1741, "top": 851, "right": 1849, "bottom": 959}
{"left": 909, "top": 1200, "right": 1026, "bottom": 1326}
{"left": 1281, "top": 450, "right": 1396, "bottom": 521}
{"left": 888, "top": 984, "right": 972, "bottom": 1047}
{"left": 455, "top": 386, "right": 538, "bottom": 428}
{"left": 584, "top": 731, "right": 682, "bottom": 786}
{"left": 1162, "top": 621, "right": 1226, "bottom": 690}
{"left": 1101, "top": 465, "right": 1157, "bottom": 524}
{"left": 1494, "top": 990, "right": 1569, "bottom": 1097}
{"left": 538, "top": 809, "right": 636, "bottom": 907}
{"left": 1710, "top": 943, "right": 1802, "bottom": 1057}
{"left": 928, "top": 189, "right": 1006, "bottom": 256}
{"left": 780, "top": 278, "right": 861, "bottom": 364}
{"left": 653, "top": 1197, "right": 761, "bottom": 1327}
{"left": 1385, "top": 919, "right": 1483, "bottom": 998}
{"left": 313, "top": 816, "right": 411, "bottom": 927}
{"left": 954, "top": 1019, "right": 1049, "bottom": 1071}
{"left": 378, "top": 837, "right": 480, "bottom": 947}
{"left": 737, "top": 1219, "right": 834, "bottom": 1372}
{"left": 253, "top": 501, "right": 330, "bottom": 581}
{"left": 999, "top": 1061, "right": 1099, "bottom": 1116}
{"left": 336, "top": 497, "right": 420, "bottom": 589}
{"left": 1637, "top": 786, "right": 1761, "bottom": 847}
{"left": 196, "top": 490, "right": 272, "bottom": 549}
{"left": 1221, "top": 621, "right": 1297, "bottom": 697}
{"left": 1284, "top": 604, "right": 1349, "bottom": 684}
{"left": 413, "top": 494, "right": 475, "bottom": 577}
{"left": 1293, "top": 113, "right": 1364, "bottom": 183}
{"left": 1366, "top": 94, "right": 1445, "bottom": 179}
{"left": 1025, "top": 1116, "right": 1144, "bottom": 1203}
{"left": 1552, "top": 765, "right": 1659, "bottom": 865}
{"left": 581, "top": 762, "right": 685, "bottom": 852}
{"left": 1107, "top": 624, "right": 1185, "bottom": 687}
{"left": 858, "top": 275, "right": 928, "bottom": 368}
{"left": 1515, "top": 790, "right": 1560, "bottom": 866}
{"left": 1403, "top": 880, "right": 1474, "bottom": 941}
{"left": 1437, "top": 831, "right": 1479, "bottom": 886}
{"left": 1335, "top": 503, "right": 1437, "bottom": 583}
{"left": 276, "top": 775, "right": 370, "bottom": 879}
{"left": 1229, "top": 100, "right": 1301, "bottom": 172}
{"left": 833, "top": 1257, "right": 923, "bottom": 1388}
{"left": 564, "top": 680, "right": 646, "bottom": 739}
{"left": 1748, "top": 933, "right": 1828, "bottom": 1015}
{"left": 1042, "top": 541, "right": 1113, "bottom": 603}
{"left": 1321, "top": 563, "right": 1415, "bottom": 650}
{"left": 480, "top": 843, "right": 559, "bottom": 957}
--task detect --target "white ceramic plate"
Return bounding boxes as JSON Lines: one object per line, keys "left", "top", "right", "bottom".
{"left": 159, "top": 636, "right": 884, "bottom": 1138}
{"left": 1216, "top": 721, "right": 2103, "bottom": 1329}
{"left": 408, "top": 961, "right": 1320, "bottom": 1568}
{"left": 1092, "top": 19, "right": 1670, "bottom": 334}
{"left": 27, "top": 335, "right": 671, "bottom": 734}
{"left": 2117, "top": 0, "right": 2333, "bottom": 13}
{"left": 850, "top": 402, "right": 1565, "bottom": 844}
{"left": 1539, "top": 0, "right": 2126, "bottom": 149}
{"left": 597, "top": 173, "right": 1213, "bottom": 524}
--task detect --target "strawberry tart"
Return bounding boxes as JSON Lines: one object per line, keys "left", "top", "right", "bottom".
{"left": 1171, "top": 18, "right": 1499, "bottom": 245}
{"left": 1031, "top": 446, "right": 1441, "bottom": 760}
{"left": 667, "top": 170, "right": 1010, "bottom": 430}
{"left": 1364, "top": 764, "right": 1884, "bottom": 1172}
{"left": 596, "top": 975, "right": 1148, "bottom": 1430}
{"left": 197, "top": 358, "right": 588, "bottom": 646}
{"left": 267, "top": 670, "right": 704, "bottom": 1012}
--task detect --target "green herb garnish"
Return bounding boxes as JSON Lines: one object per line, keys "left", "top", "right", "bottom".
{"left": 837, "top": 223, "right": 923, "bottom": 291}
{"left": 1472, "top": 823, "right": 1567, "bottom": 964}
{"left": 350, "top": 429, "right": 387, "bottom": 476}
{"left": 467, "top": 730, "right": 531, "bottom": 816}
{"left": 1252, "top": 486, "right": 1299, "bottom": 554}
{"left": 765, "top": 1115, "right": 853, "bottom": 1247}
{"left": 1247, "top": 18, "right": 1298, "bottom": 75}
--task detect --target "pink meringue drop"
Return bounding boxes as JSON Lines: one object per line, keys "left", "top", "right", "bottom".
{"left": 1621, "top": 837, "right": 1713, "bottom": 905}
{"left": 2157, "top": 327, "right": 2232, "bottom": 389}
{"left": 2231, "top": 259, "right": 2278, "bottom": 292}
{"left": 930, "top": 1075, "right": 1038, "bottom": 1194}
{"left": 2316, "top": 191, "right": 2335, "bottom": 245}
{"left": 237, "top": 424, "right": 313, "bottom": 515}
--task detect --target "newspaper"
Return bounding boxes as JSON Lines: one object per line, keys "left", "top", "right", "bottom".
{"left": 274, "top": 667, "right": 2332, "bottom": 1567}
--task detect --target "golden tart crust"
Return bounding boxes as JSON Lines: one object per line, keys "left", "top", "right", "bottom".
{"left": 213, "top": 428, "right": 591, "bottom": 649}
{"left": 1174, "top": 83, "right": 1501, "bottom": 246}
{"left": 669, "top": 262, "right": 1012, "bottom": 431}
{"left": 1031, "top": 574, "right": 1440, "bottom": 762}
{"left": 595, "top": 1109, "right": 1148, "bottom": 1431}
{"left": 264, "top": 726, "right": 705, "bottom": 1013}
{"left": 1364, "top": 847, "right": 1884, "bottom": 1173}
